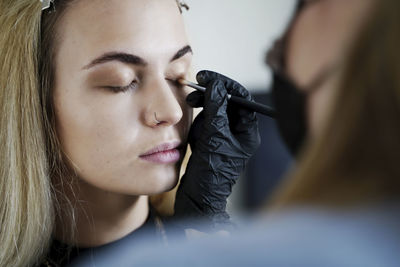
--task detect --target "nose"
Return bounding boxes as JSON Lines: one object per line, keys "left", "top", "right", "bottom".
{"left": 143, "top": 77, "right": 183, "bottom": 127}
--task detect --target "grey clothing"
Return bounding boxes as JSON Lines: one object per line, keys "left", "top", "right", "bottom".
{"left": 71, "top": 205, "right": 400, "bottom": 267}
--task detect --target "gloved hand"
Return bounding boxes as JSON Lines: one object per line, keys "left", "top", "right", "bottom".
{"left": 174, "top": 70, "right": 261, "bottom": 230}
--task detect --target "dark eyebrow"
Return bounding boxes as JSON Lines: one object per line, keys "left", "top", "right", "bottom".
{"left": 170, "top": 45, "right": 193, "bottom": 62}
{"left": 83, "top": 53, "right": 147, "bottom": 69}
{"left": 83, "top": 45, "right": 192, "bottom": 70}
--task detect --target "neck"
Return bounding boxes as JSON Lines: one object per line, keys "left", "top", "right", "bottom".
{"left": 55, "top": 178, "right": 149, "bottom": 247}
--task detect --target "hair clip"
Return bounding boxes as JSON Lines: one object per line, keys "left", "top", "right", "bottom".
{"left": 176, "top": 0, "right": 189, "bottom": 13}
{"left": 41, "top": 0, "right": 54, "bottom": 11}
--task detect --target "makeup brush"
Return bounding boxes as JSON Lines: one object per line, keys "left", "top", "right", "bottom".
{"left": 178, "top": 79, "right": 276, "bottom": 118}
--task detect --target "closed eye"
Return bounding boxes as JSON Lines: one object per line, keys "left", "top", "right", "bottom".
{"left": 166, "top": 77, "right": 185, "bottom": 89}
{"left": 105, "top": 79, "right": 139, "bottom": 93}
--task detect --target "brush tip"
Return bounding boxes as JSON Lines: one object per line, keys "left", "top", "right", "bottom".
{"left": 177, "top": 78, "right": 188, "bottom": 85}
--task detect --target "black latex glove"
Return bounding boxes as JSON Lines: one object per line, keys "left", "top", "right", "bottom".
{"left": 174, "top": 70, "right": 261, "bottom": 230}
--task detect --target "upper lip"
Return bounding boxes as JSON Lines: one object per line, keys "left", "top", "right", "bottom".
{"left": 140, "top": 141, "right": 182, "bottom": 156}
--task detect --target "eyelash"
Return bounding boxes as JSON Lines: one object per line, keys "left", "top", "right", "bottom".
{"left": 167, "top": 77, "right": 185, "bottom": 89}
{"left": 106, "top": 80, "right": 139, "bottom": 93}
{"left": 104, "top": 76, "right": 185, "bottom": 94}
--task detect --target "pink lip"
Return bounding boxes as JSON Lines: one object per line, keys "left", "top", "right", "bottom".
{"left": 139, "top": 141, "right": 182, "bottom": 164}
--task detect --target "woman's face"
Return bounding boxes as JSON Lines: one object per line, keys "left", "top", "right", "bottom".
{"left": 286, "top": 0, "right": 373, "bottom": 137}
{"left": 54, "top": 0, "right": 192, "bottom": 195}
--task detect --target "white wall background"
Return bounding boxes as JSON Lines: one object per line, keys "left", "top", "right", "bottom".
{"left": 183, "top": 0, "right": 297, "bottom": 92}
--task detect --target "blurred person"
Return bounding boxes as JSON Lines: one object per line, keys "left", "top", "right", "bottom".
{"left": 0, "top": 0, "right": 259, "bottom": 266}
{"left": 76, "top": 0, "right": 400, "bottom": 266}
{"left": 269, "top": 0, "right": 399, "bottom": 209}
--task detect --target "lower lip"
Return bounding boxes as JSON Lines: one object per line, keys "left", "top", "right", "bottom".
{"left": 139, "top": 149, "right": 181, "bottom": 164}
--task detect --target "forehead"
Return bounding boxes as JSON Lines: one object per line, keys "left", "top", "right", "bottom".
{"left": 56, "top": 0, "right": 188, "bottom": 63}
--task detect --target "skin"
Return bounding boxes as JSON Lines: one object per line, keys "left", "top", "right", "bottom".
{"left": 286, "top": 0, "right": 374, "bottom": 138}
{"left": 53, "top": 0, "right": 192, "bottom": 246}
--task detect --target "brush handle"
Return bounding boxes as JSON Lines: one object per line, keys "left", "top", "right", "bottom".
{"left": 181, "top": 80, "right": 276, "bottom": 118}
{"left": 229, "top": 95, "right": 276, "bottom": 117}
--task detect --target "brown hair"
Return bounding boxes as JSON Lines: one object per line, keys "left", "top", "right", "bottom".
{"left": 272, "top": 0, "right": 400, "bottom": 208}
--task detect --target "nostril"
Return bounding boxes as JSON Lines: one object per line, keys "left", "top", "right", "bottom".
{"left": 154, "top": 112, "right": 162, "bottom": 125}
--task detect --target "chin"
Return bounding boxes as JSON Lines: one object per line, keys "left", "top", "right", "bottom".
{"left": 142, "top": 170, "right": 180, "bottom": 195}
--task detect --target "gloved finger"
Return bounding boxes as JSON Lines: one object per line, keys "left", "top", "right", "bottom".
{"left": 226, "top": 84, "right": 257, "bottom": 131}
{"left": 235, "top": 122, "right": 261, "bottom": 157}
{"left": 201, "top": 79, "right": 231, "bottom": 139}
{"left": 226, "top": 86, "right": 260, "bottom": 155}
{"left": 229, "top": 84, "right": 252, "bottom": 101}
{"left": 186, "top": 91, "right": 204, "bottom": 108}
{"left": 187, "top": 111, "right": 205, "bottom": 148}
{"left": 228, "top": 110, "right": 258, "bottom": 137}
{"left": 203, "top": 79, "right": 229, "bottom": 117}
{"left": 196, "top": 70, "right": 230, "bottom": 86}
{"left": 198, "top": 71, "right": 256, "bottom": 136}
{"left": 229, "top": 85, "right": 256, "bottom": 118}
{"left": 197, "top": 70, "right": 246, "bottom": 96}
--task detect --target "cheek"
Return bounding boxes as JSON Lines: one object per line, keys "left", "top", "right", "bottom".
{"left": 53, "top": 85, "right": 186, "bottom": 195}
{"left": 54, "top": 88, "right": 141, "bottom": 175}
{"left": 181, "top": 102, "right": 192, "bottom": 136}
{"left": 175, "top": 88, "right": 193, "bottom": 141}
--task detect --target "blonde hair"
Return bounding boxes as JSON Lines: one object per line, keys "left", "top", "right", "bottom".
{"left": 1, "top": 0, "right": 187, "bottom": 264}
{"left": 272, "top": 0, "right": 400, "bottom": 208}
{"left": 0, "top": 1, "right": 53, "bottom": 266}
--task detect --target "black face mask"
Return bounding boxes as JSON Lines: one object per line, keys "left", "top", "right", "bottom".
{"left": 267, "top": 0, "right": 332, "bottom": 156}
{"left": 271, "top": 72, "right": 307, "bottom": 156}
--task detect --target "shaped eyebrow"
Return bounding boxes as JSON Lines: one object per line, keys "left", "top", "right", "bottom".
{"left": 83, "top": 45, "right": 193, "bottom": 70}
{"left": 83, "top": 53, "right": 146, "bottom": 69}
{"left": 170, "top": 45, "right": 193, "bottom": 62}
